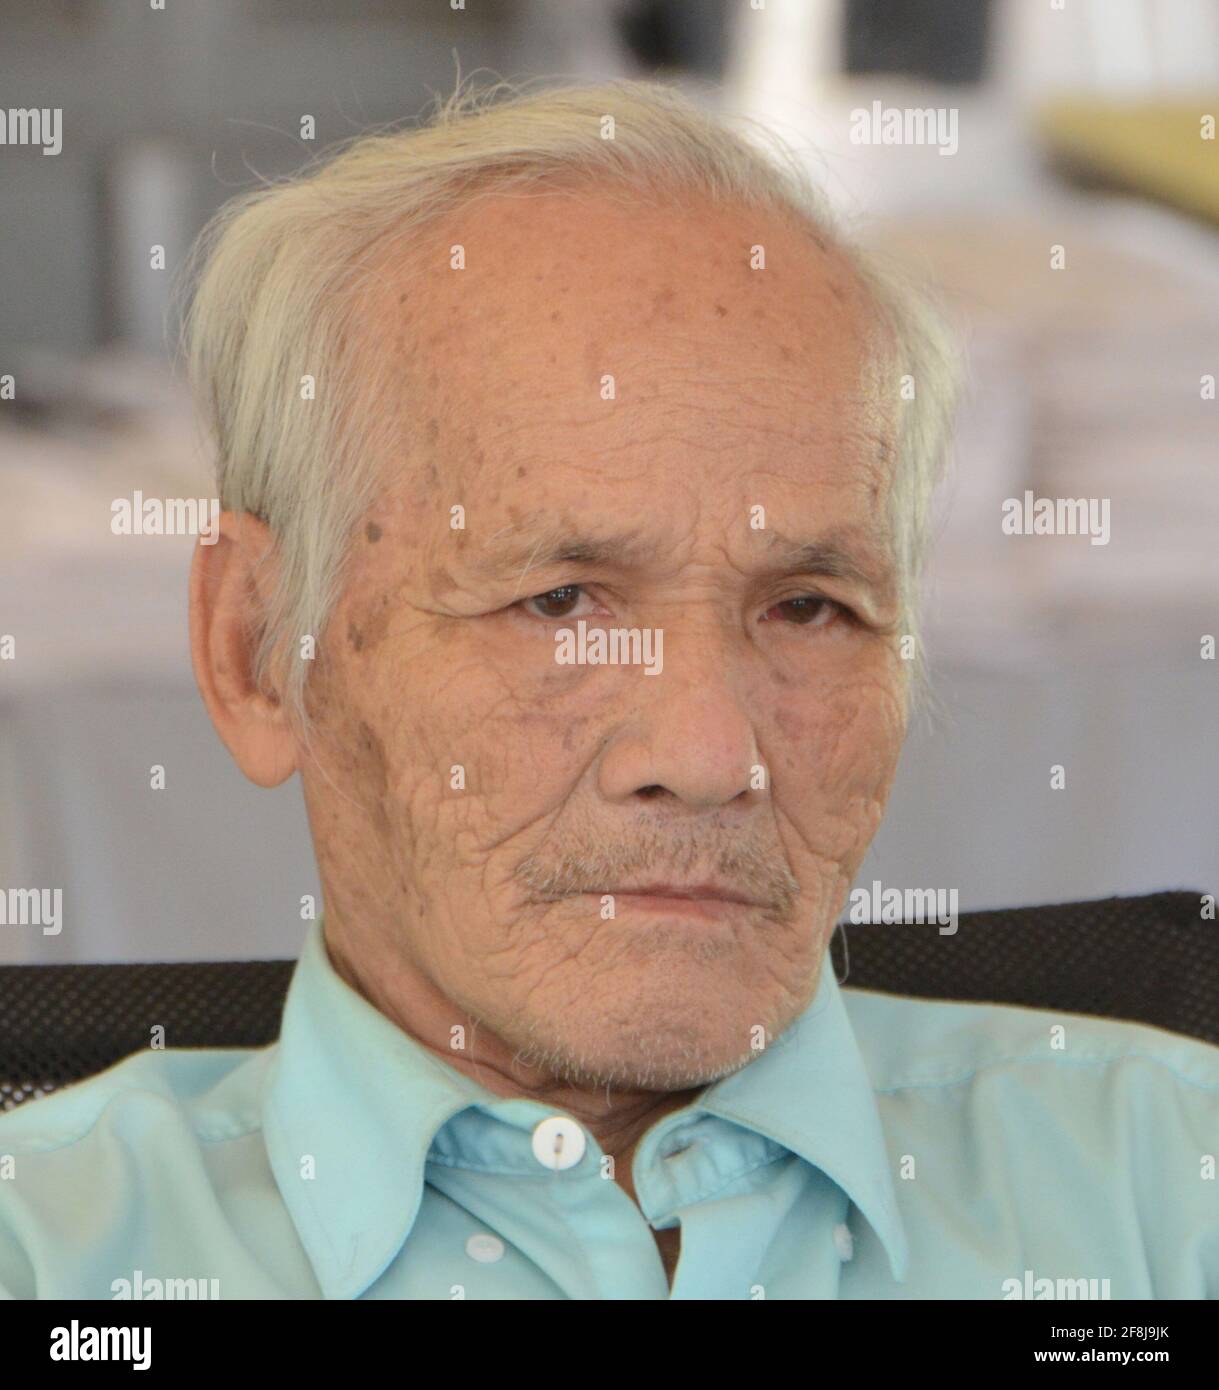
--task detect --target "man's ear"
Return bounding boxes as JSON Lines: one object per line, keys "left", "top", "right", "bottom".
{"left": 189, "top": 511, "right": 300, "bottom": 788}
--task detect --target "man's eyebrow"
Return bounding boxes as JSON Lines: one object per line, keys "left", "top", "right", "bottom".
{"left": 465, "top": 525, "right": 891, "bottom": 593}
{"left": 757, "top": 532, "right": 891, "bottom": 589}
{"left": 467, "top": 529, "right": 652, "bottom": 585}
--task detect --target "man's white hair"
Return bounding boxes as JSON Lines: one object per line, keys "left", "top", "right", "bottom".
{"left": 181, "top": 76, "right": 960, "bottom": 728}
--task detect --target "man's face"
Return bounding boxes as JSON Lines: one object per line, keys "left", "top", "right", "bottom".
{"left": 299, "top": 185, "right": 908, "bottom": 1091}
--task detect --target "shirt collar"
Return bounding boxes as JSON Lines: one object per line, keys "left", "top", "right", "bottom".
{"left": 263, "top": 919, "right": 908, "bottom": 1298}
{"left": 695, "top": 958, "right": 909, "bottom": 1283}
{"left": 262, "top": 922, "right": 494, "bottom": 1299}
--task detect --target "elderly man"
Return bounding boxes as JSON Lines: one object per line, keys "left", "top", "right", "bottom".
{"left": 1, "top": 79, "right": 1216, "bottom": 1302}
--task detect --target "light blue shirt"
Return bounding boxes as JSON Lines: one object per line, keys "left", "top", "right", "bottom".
{"left": 1, "top": 918, "right": 1216, "bottom": 1299}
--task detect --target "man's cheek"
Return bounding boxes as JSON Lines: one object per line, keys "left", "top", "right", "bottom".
{"left": 774, "top": 695, "right": 902, "bottom": 857}
{"left": 469, "top": 669, "right": 615, "bottom": 802}
{"left": 770, "top": 667, "right": 901, "bottom": 767}
{"left": 817, "top": 678, "right": 904, "bottom": 782}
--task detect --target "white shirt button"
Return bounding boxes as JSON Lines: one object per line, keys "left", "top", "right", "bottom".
{"left": 465, "top": 1233, "right": 505, "bottom": 1264}
{"left": 531, "top": 1115, "right": 587, "bottom": 1170}
{"left": 832, "top": 1222, "right": 854, "bottom": 1261}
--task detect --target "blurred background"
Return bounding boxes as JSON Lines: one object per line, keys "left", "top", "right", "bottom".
{"left": 1, "top": 0, "right": 1216, "bottom": 962}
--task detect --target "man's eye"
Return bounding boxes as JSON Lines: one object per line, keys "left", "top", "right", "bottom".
{"left": 518, "top": 589, "right": 849, "bottom": 624}
{"left": 521, "top": 585, "right": 592, "bottom": 620}
{"left": 761, "top": 596, "right": 848, "bottom": 628}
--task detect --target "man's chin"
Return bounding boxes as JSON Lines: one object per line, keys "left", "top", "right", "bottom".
{"left": 510, "top": 994, "right": 798, "bottom": 1093}
{"left": 517, "top": 1039, "right": 758, "bottom": 1094}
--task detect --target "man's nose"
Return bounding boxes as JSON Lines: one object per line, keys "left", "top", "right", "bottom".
{"left": 596, "top": 628, "right": 761, "bottom": 811}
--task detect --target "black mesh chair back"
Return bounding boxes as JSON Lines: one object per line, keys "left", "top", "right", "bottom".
{"left": 1, "top": 892, "right": 1213, "bottom": 1112}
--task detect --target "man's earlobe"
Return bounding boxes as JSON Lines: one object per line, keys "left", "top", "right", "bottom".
{"left": 188, "top": 511, "right": 300, "bottom": 788}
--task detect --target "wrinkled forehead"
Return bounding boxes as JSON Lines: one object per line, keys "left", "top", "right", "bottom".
{"left": 356, "top": 181, "right": 897, "bottom": 539}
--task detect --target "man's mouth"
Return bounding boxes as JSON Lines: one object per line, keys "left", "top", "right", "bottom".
{"left": 607, "top": 881, "right": 766, "bottom": 905}
{"left": 589, "top": 882, "right": 772, "bottom": 918}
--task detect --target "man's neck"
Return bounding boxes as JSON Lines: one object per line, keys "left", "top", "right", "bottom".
{"left": 323, "top": 916, "right": 706, "bottom": 1170}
